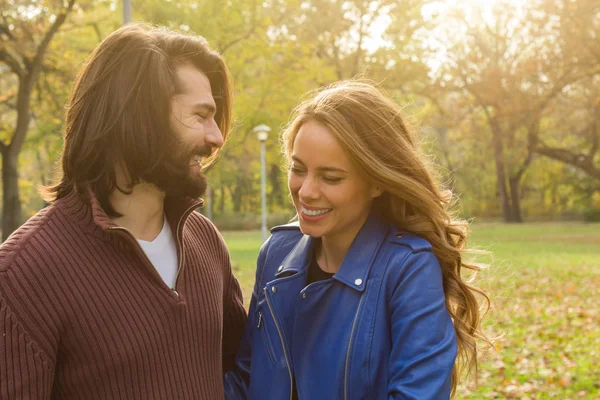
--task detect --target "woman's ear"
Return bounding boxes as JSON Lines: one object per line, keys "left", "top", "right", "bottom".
{"left": 370, "top": 185, "right": 383, "bottom": 199}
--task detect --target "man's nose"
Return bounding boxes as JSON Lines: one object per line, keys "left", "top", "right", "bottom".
{"left": 205, "top": 119, "right": 224, "bottom": 148}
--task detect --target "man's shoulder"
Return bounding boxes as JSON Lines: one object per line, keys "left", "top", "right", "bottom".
{"left": 184, "top": 211, "right": 226, "bottom": 246}
{"left": 0, "top": 205, "right": 65, "bottom": 272}
{"left": 0, "top": 203, "right": 84, "bottom": 276}
{"left": 186, "top": 210, "right": 219, "bottom": 233}
{"left": 0, "top": 206, "right": 68, "bottom": 359}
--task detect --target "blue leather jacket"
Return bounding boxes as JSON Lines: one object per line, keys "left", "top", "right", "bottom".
{"left": 225, "top": 212, "right": 457, "bottom": 400}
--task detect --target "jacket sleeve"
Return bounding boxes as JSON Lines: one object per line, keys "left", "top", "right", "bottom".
{"left": 0, "top": 295, "right": 55, "bottom": 399}
{"left": 223, "top": 236, "right": 271, "bottom": 400}
{"left": 387, "top": 250, "right": 457, "bottom": 400}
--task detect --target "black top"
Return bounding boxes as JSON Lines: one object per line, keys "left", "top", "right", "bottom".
{"left": 292, "top": 251, "right": 335, "bottom": 399}
{"left": 306, "top": 253, "right": 335, "bottom": 285}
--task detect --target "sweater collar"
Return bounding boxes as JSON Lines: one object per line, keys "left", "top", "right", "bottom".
{"left": 56, "top": 187, "right": 204, "bottom": 242}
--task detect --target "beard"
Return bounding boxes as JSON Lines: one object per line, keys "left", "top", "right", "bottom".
{"left": 142, "top": 135, "right": 211, "bottom": 198}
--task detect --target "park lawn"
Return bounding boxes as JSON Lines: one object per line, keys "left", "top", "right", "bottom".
{"left": 221, "top": 222, "right": 600, "bottom": 399}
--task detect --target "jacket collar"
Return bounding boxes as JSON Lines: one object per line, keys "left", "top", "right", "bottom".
{"left": 275, "top": 210, "right": 389, "bottom": 292}
{"left": 274, "top": 234, "right": 315, "bottom": 277}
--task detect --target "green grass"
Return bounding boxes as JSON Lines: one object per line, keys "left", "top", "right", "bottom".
{"left": 221, "top": 222, "right": 600, "bottom": 399}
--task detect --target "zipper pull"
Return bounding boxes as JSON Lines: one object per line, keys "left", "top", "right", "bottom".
{"left": 257, "top": 311, "right": 263, "bottom": 328}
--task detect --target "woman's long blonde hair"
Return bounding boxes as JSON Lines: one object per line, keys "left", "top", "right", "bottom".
{"left": 282, "top": 80, "right": 490, "bottom": 396}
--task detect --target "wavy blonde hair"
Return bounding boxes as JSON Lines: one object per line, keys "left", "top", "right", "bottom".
{"left": 281, "top": 80, "right": 490, "bottom": 396}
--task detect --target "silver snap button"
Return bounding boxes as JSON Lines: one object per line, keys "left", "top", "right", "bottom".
{"left": 271, "top": 286, "right": 278, "bottom": 294}
{"left": 354, "top": 279, "right": 363, "bottom": 286}
{"left": 277, "top": 265, "right": 284, "bottom": 272}
{"left": 301, "top": 292, "right": 307, "bottom": 299}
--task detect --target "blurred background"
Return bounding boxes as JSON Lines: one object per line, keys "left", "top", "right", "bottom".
{"left": 1, "top": 0, "right": 599, "bottom": 398}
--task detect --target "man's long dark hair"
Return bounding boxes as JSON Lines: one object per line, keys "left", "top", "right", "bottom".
{"left": 42, "top": 23, "right": 232, "bottom": 216}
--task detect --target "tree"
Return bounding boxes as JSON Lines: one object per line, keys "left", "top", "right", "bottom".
{"left": 532, "top": 0, "right": 600, "bottom": 178}
{"left": 428, "top": 0, "right": 595, "bottom": 222}
{"left": 0, "top": 0, "right": 76, "bottom": 240}
{"left": 534, "top": 80, "right": 600, "bottom": 180}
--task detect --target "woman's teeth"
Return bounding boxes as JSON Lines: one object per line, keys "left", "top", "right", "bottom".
{"left": 301, "top": 206, "right": 332, "bottom": 216}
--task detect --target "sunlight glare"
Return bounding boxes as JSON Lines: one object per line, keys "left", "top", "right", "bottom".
{"left": 422, "top": 0, "right": 527, "bottom": 25}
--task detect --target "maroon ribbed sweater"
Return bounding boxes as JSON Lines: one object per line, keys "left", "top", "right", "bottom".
{"left": 0, "top": 190, "right": 247, "bottom": 399}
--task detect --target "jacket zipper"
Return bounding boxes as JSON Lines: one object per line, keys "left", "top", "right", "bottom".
{"left": 172, "top": 203, "right": 199, "bottom": 293}
{"left": 257, "top": 311, "right": 275, "bottom": 363}
{"left": 264, "top": 287, "right": 293, "bottom": 400}
{"left": 344, "top": 293, "right": 365, "bottom": 400}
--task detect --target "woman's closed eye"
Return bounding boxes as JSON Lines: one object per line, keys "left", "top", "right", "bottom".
{"left": 290, "top": 165, "right": 343, "bottom": 184}
{"left": 322, "top": 176, "right": 343, "bottom": 184}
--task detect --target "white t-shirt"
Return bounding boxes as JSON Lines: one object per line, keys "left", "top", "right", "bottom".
{"left": 137, "top": 215, "right": 178, "bottom": 288}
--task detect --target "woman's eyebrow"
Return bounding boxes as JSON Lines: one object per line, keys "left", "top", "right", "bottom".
{"left": 291, "top": 156, "right": 347, "bottom": 173}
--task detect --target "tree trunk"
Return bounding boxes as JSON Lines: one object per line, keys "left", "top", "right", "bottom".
{"left": 2, "top": 149, "right": 22, "bottom": 241}
{"left": 218, "top": 186, "right": 225, "bottom": 215}
{"left": 269, "top": 164, "right": 283, "bottom": 209}
{"left": 0, "top": 0, "right": 75, "bottom": 241}
{"left": 435, "top": 127, "right": 459, "bottom": 194}
{"left": 508, "top": 177, "right": 523, "bottom": 223}
{"left": 233, "top": 182, "right": 243, "bottom": 213}
{"left": 1, "top": 81, "right": 32, "bottom": 241}
{"left": 490, "top": 123, "right": 514, "bottom": 222}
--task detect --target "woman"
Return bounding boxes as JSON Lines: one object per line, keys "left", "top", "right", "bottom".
{"left": 225, "top": 81, "right": 488, "bottom": 399}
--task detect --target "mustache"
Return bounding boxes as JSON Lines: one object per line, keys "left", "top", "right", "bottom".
{"left": 178, "top": 145, "right": 213, "bottom": 161}
{"left": 167, "top": 133, "right": 213, "bottom": 160}
{"left": 193, "top": 146, "right": 213, "bottom": 158}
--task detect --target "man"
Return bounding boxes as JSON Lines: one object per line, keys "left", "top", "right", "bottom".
{"left": 0, "top": 23, "right": 246, "bottom": 399}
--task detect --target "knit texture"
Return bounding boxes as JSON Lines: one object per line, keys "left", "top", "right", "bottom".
{"left": 0, "top": 190, "right": 246, "bottom": 399}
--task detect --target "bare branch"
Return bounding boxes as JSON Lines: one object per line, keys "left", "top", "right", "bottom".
{"left": 0, "top": 48, "right": 24, "bottom": 77}
{"left": 534, "top": 145, "right": 600, "bottom": 180}
{"left": 218, "top": 0, "right": 258, "bottom": 55}
{"left": 10, "top": 0, "right": 76, "bottom": 154}
{"left": 219, "top": 28, "right": 256, "bottom": 55}
{"left": 29, "top": 0, "right": 76, "bottom": 80}
{"left": 513, "top": 114, "right": 540, "bottom": 182}
{"left": 456, "top": 61, "right": 495, "bottom": 124}
{"left": 350, "top": 1, "right": 368, "bottom": 78}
